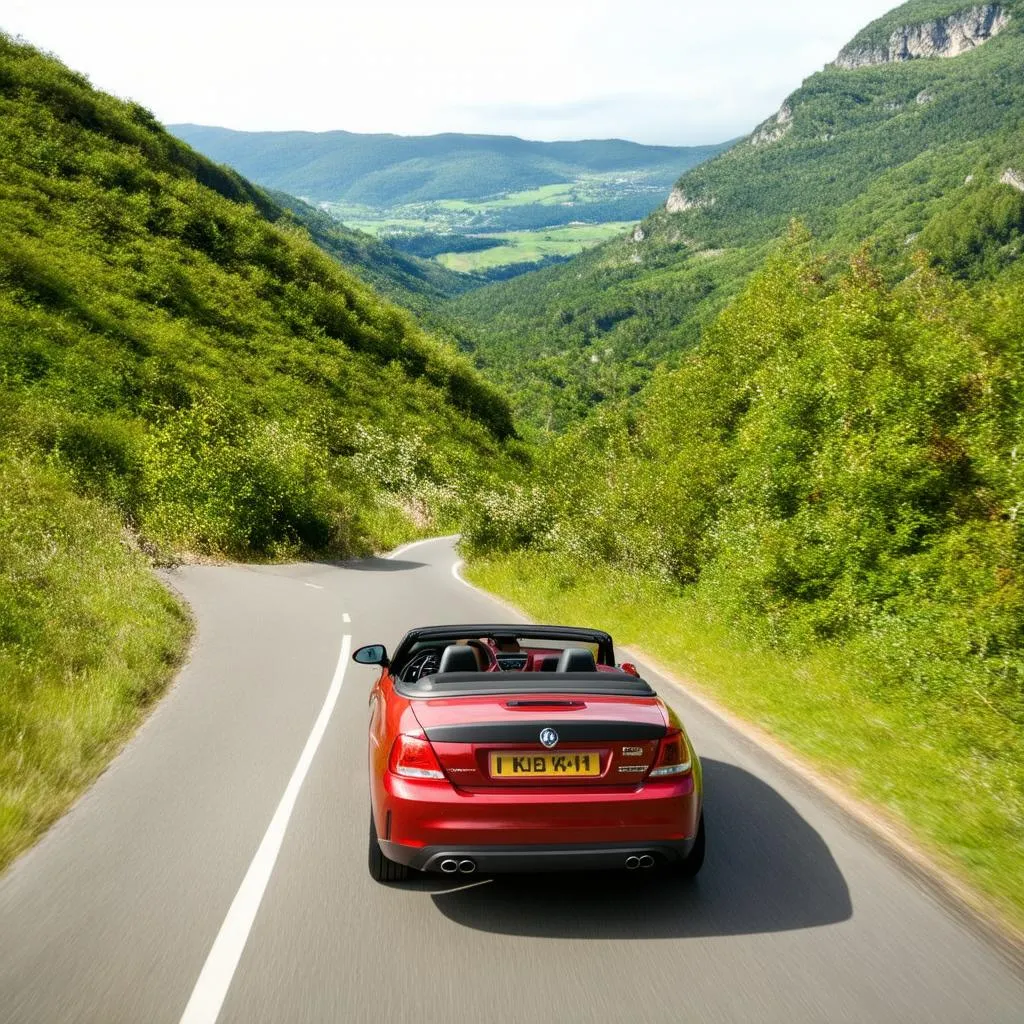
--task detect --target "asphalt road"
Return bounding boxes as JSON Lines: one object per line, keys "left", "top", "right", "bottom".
{"left": 1, "top": 536, "right": 1022, "bottom": 1023}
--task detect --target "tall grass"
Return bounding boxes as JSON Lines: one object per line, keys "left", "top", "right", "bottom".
{"left": 467, "top": 550, "right": 1024, "bottom": 931}
{"left": 0, "top": 457, "right": 190, "bottom": 868}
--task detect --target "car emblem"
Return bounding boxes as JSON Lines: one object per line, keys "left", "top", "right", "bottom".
{"left": 539, "top": 728, "right": 559, "bottom": 749}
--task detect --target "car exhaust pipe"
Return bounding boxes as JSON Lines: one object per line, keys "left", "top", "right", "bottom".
{"left": 439, "top": 858, "right": 459, "bottom": 874}
{"left": 625, "top": 855, "right": 641, "bottom": 870}
{"left": 638, "top": 854, "right": 655, "bottom": 869}
{"left": 457, "top": 859, "right": 477, "bottom": 874}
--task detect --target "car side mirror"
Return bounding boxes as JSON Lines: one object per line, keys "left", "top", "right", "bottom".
{"left": 353, "top": 644, "right": 389, "bottom": 667}
{"left": 620, "top": 663, "right": 640, "bottom": 677}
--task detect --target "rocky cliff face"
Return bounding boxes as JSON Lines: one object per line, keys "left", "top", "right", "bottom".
{"left": 1002, "top": 168, "right": 1024, "bottom": 192}
{"left": 836, "top": 4, "right": 1009, "bottom": 68}
{"left": 750, "top": 103, "right": 793, "bottom": 148}
{"left": 666, "top": 187, "right": 715, "bottom": 214}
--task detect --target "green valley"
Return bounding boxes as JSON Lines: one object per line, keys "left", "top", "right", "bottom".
{"left": 167, "top": 125, "right": 728, "bottom": 209}
{"left": 433, "top": 223, "right": 636, "bottom": 275}
{"left": 171, "top": 125, "right": 731, "bottom": 280}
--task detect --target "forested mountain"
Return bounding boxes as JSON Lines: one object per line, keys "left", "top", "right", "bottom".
{"left": 455, "top": 0, "right": 1024, "bottom": 429}
{"left": 168, "top": 125, "right": 728, "bottom": 205}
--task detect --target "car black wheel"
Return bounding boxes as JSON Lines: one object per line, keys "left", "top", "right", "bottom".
{"left": 368, "top": 813, "right": 411, "bottom": 883}
{"left": 677, "top": 811, "right": 705, "bottom": 878}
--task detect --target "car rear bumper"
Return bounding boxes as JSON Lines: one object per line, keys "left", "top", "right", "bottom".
{"left": 374, "top": 770, "right": 701, "bottom": 857}
{"left": 378, "top": 838, "right": 699, "bottom": 874}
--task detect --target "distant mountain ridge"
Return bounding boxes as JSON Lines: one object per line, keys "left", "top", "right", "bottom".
{"left": 168, "top": 125, "right": 730, "bottom": 205}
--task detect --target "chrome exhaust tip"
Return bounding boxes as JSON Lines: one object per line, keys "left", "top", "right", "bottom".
{"left": 457, "top": 859, "right": 477, "bottom": 875}
{"left": 439, "top": 858, "right": 459, "bottom": 874}
{"left": 638, "top": 854, "right": 655, "bottom": 869}
{"left": 625, "top": 855, "right": 641, "bottom": 870}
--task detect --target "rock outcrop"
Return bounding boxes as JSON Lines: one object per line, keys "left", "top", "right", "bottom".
{"left": 751, "top": 103, "right": 793, "bottom": 147}
{"left": 1001, "top": 168, "right": 1024, "bottom": 192}
{"left": 836, "top": 5, "right": 1009, "bottom": 68}
{"left": 666, "top": 187, "right": 715, "bottom": 214}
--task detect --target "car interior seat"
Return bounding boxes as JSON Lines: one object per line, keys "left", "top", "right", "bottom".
{"left": 555, "top": 648, "right": 598, "bottom": 673}
{"left": 438, "top": 644, "right": 482, "bottom": 673}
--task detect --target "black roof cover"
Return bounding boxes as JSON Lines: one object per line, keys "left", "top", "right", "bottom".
{"left": 400, "top": 624, "right": 614, "bottom": 644}
{"left": 396, "top": 671, "right": 656, "bottom": 699}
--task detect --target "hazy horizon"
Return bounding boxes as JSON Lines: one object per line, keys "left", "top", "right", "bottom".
{"left": 4, "top": 1, "right": 900, "bottom": 146}
{"left": 167, "top": 121, "right": 741, "bottom": 148}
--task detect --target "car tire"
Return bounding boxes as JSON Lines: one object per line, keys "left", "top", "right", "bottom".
{"left": 677, "top": 811, "right": 705, "bottom": 878}
{"left": 368, "top": 813, "right": 411, "bottom": 883}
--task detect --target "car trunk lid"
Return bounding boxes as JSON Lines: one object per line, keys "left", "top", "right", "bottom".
{"left": 411, "top": 694, "right": 667, "bottom": 788}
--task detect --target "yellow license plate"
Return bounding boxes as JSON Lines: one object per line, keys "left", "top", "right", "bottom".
{"left": 489, "top": 752, "right": 601, "bottom": 778}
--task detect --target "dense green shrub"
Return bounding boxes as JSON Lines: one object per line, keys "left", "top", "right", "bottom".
{"left": 138, "top": 404, "right": 341, "bottom": 556}
{"left": 464, "top": 233, "right": 1024, "bottom": 724}
{"left": 920, "top": 183, "right": 1024, "bottom": 278}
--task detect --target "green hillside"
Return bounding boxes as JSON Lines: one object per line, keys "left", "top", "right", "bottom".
{"left": 168, "top": 125, "right": 726, "bottom": 205}
{"left": 0, "top": 34, "right": 516, "bottom": 868}
{"left": 455, "top": 0, "right": 1024, "bottom": 429}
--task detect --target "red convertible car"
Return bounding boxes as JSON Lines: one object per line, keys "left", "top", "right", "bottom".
{"left": 354, "top": 624, "right": 704, "bottom": 883}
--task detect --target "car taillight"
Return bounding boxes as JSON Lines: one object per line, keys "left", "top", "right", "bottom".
{"left": 649, "top": 729, "right": 692, "bottom": 778}
{"left": 389, "top": 734, "right": 445, "bottom": 780}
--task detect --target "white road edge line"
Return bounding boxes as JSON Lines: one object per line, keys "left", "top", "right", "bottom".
{"left": 178, "top": 632, "right": 353, "bottom": 1024}
{"left": 387, "top": 534, "right": 458, "bottom": 561}
{"left": 451, "top": 559, "right": 528, "bottom": 622}
{"left": 304, "top": 582, "right": 324, "bottom": 590}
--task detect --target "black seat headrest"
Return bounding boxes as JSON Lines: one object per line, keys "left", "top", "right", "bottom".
{"left": 556, "top": 648, "right": 597, "bottom": 673}
{"left": 438, "top": 644, "right": 480, "bottom": 673}
{"left": 537, "top": 655, "right": 560, "bottom": 672}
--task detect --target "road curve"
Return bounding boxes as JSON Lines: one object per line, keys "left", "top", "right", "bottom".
{"left": 1, "top": 537, "right": 1022, "bottom": 1023}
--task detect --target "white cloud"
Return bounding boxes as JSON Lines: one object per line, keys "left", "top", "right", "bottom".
{"left": 3, "top": 0, "right": 899, "bottom": 144}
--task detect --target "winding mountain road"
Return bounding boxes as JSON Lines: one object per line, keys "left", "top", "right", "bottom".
{"left": 1, "top": 537, "right": 1022, "bottom": 1023}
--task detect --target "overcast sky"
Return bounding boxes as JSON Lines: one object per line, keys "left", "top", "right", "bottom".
{"left": 4, "top": 1, "right": 898, "bottom": 145}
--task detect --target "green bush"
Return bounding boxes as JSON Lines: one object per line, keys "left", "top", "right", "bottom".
{"left": 464, "top": 234, "right": 1024, "bottom": 726}
{"left": 139, "top": 404, "right": 341, "bottom": 557}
